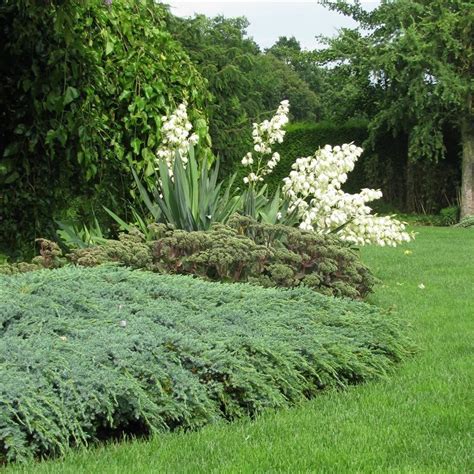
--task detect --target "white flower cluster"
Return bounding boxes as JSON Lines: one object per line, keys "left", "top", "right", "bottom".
{"left": 282, "top": 144, "right": 412, "bottom": 246}
{"left": 156, "top": 102, "right": 199, "bottom": 173}
{"left": 241, "top": 100, "right": 289, "bottom": 184}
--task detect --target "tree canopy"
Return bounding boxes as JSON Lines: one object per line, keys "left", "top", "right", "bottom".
{"left": 168, "top": 16, "right": 320, "bottom": 171}
{"left": 318, "top": 0, "right": 474, "bottom": 216}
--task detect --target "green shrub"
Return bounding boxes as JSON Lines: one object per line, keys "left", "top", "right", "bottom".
{"left": 148, "top": 216, "right": 376, "bottom": 299}
{"left": 0, "top": 261, "right": 39, "bottom": 275}
{"left": 69, "top": 216, "right": 376, "bottom": 299}
{"left": 0, "top": 217, "right": 376, "bottom": 299}
{"left": 0, "top": 239, "right": 65, "bottom": 275}
{"left": 0, "top": 266, "right": 413, "bottom": 463}
{"left": 69, "top": 229, "right": 152, "bottom": 269}
{"left": 1, "top": 0, "right": 209, "bottom": 258}
{"left": 438, "top": 206, "right": 460, "bottom": 226}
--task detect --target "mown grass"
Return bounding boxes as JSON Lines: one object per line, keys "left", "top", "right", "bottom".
{"left": 4, "top": 226, "right": 473, "bottom": 473}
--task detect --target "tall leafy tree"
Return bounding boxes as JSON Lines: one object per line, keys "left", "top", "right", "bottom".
{"left": 168, "top": 16, "right": 320, "bottom": 171}
{"left": 319, "top": 0, "right": 474, "bottom": 217}
{"left": 167, "top": 15, "right": 261, "bottom": 169}
{"left": 253, "top": 54, "right": 320, "bottom": 122}
{"left": 267, "top": 36, "right": 378, "bottom": 122}
{"left": 267, "top": 36, "right": 324, "bottom": 97}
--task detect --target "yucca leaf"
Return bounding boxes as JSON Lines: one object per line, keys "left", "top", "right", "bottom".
{"left": 174, "top": 154, "right": 197, "bottom": 230}
{"left": 157, "top": 158, "right": 180, "bottom": 225}
{"left": 188, "top": 148, "right": 199, "bottom": 220}
{"left": 131, "top": 168, "right": 160, "bottom": 220}
{"left": 330, "top": 218, "right": 354, "bottom": 235}
{"left": 103, "top": 206, "right": 132, "bottom": 231}
{"left": 258, "top": 187, "right": 281, "bottom": 224}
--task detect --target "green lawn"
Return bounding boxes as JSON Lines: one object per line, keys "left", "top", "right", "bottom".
{"left": 5, "top": 227, "right": 473, "bottom": 473}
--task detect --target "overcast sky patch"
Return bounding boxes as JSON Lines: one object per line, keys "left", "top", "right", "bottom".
{"left": 163, "top": 1, "right": 380, "bottom": 50}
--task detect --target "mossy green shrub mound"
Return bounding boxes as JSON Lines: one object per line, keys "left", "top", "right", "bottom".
{"left": 147, "top": 216, "right": 376, "bottom": 299}
{"left": 2, "top": 217, "right": 376, "bottom": 299}
{"left": 0, "top": 266, "right": 412, "bottom": 463}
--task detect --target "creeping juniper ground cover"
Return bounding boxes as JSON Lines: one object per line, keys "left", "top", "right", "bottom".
{"left": 2, "top": 227, "right": 472, "bottom": 472}
{"left": 0, "top": 266, "right": 413, "bottom": 463}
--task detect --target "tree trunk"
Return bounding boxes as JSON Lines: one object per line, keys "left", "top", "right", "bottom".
{"left": 460, "top": 118, "right": 474, "bottom": 218}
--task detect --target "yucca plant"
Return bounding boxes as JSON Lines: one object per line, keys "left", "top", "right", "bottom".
{"left": 242, "top": 185, "right": 298, "bottom": 227}
{"left": 133, "top": 148, "right": 242, "bottom": 231}
{"left": 56, "top": 216, "right": 108, "bottom": 249}
{"left": 102, "top": 205, "right": 156, "bottom": 241}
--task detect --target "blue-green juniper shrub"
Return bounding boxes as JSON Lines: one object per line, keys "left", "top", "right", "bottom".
{"left": 0, "top": 266, "right": 412, "bottom": 463}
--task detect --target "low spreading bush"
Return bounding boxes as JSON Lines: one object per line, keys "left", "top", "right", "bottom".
{"left": 454, "top": 215, "right": 474, "bottom": 228}
{"left": 1, "top": 217, "right": 376, "bottom": 299}
{"left": 148, "top": 215, "right": 376, "bottom": 299}
{"left": 0, "top": 266, "right": 412, "bottom": 463}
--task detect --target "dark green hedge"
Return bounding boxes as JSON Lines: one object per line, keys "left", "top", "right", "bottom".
{"left": 0, "top": 266, "right": 413, "bottom": 463}
{"left": 232, "top": 120, "right": 367, "bottom": 193}
{"left": 270, "top": 120, "right": 370, "bottom": 192}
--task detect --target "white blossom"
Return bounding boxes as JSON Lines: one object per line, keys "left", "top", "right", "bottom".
{"left": 241, "top": 152, "right": 254, "bottom": 166}
{"left": 242, "top": 100, "right": 289, "bottom": 185}
{"left": 156, "top": 102, "right": 198, "bottom": 174}
{"left": 282, "top": 144, "right": 413, "bottom": 246}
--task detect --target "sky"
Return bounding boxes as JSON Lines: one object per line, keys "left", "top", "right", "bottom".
{"left": 163, "top": 1, "right": 380, "bottom": 50}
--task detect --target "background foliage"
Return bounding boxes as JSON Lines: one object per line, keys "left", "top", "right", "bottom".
{"left": 318, "top": 0, "right": 473, "bottom": 217}
{"left": 168, "top": 15, "right": 320, "bottom": 173}
{"left": 0, "top": 0, "right": 209, "bottom": 259}
{"left": 1, "top": 0, "right": 468, "bottom": 258}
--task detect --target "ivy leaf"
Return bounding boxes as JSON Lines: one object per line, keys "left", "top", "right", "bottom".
{"left": 131, "top": 138, "right": 142, "bottom": 155}
{"left": 14, "top": 124, "right": 27, "bottom": 135}
{"left": 106, "top": 39, "right": 114, "bottom": 55}
{"left": 3, "top": 143, "right": 20, "bottom": 157}
{"left": 0, "top": 160, "right": 13, "bottom": 174}
{"left": 145, "top": 158, "right": 156, "bottom": 177}
{"left": 3, "top": 171, "right": 20, "bottom": 184}
{"left": 119, "top": 90, "right": 132, "bottom": 101}
{"left": 63, "top": 86, "right": 79, "bottom": 106}
{"left": 143, "top": 85, "right": 153, "bottom": 99}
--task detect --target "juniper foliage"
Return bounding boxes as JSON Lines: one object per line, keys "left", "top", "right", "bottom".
{"left": 0, "top": 266, "right": 412, "bottom": 463}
